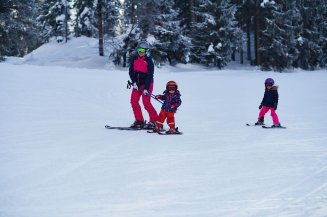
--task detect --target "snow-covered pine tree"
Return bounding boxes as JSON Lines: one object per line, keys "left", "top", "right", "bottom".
{"left": 104, "top": 0, "right": 122, "bottom": 37}
{"left": 136, "top": 0, "right": 157, "bottom": 39}
{"left": 295, "top": 0, "right": 326, "bottom": 70}
{"left": 150, "top": 0, "right": 191, "bottom": 65}
{"left": 111, "top": 0, "right": 142, "bottom": 66}
{"left": 123, "top": 0, "right": 139, "bottom": 25}
{"left": 318, "top": 1, "right": 327, "bottom": 68}
{"left": 115, "top": 0, "right": 180, "bottom": 66}
{"left": 259, "top": 0, "right": 302, "bottom": 71}
{"left": 73, "top": 0, "right": 97, "bottom": 37}
{"left": 175, "top": 0, "right": 195, "bottom": 39}
{"left": 38, "top": 0, "right": 71, "bottom": 43}
{"left": 0, "top": 0, "right": 15, "bottom": 58}
{"left": 115, "top": 0, "right": 191, "bottom": 66}
{"left": 0, "top": 0, "right": 41, "bottom": 58}
{"left": 190, "top": 0, "right": 241, "bottom": 68}
{"left": 214, "top": 0, "right": 242, "bottom": 67}
{"left": 232, "top": 0, "right": 257, "bottom": 64}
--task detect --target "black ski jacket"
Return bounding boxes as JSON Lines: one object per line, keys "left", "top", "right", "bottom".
{"left": 260, "top": 86, "right": 279, "bottom": 109}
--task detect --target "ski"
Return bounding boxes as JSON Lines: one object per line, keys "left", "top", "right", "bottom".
{"left": 163, "top": 131, "right": 183, "bottom": 135}
{"left": 105, "top": 124, "right": 158, "bottom": 131}
{"left": 147, "top": 128, "right": 183, "bottom": 135}
{"left": 147, "top": 131, "right": 183, "bottom": 135}
{"left": 147, "top": 130, "right": 164, "bottom": 134}
{"left": 147, "top": 130, "right": 157, "bottom": 133}
{"left": 146, "top": 129, "right": 166, "bottom": 133}
{"left": 246, "top": 123, "right": 265, "bottom": 126}
{"left": 262, "top": 125, "right": 286, "bottom": 129}
{"left": 105, "top": 125, "right": 144, "bottom": 130}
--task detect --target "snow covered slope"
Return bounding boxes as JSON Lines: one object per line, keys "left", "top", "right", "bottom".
{"left": 1, "top": 37, "right": 327, "bottom": 217}
{"left": 5, "top": 37, "right": 109, "bottom": 69}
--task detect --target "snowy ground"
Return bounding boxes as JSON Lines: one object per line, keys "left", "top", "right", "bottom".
{"left": 1, "top": 37, "right": 327, "bottom": 217}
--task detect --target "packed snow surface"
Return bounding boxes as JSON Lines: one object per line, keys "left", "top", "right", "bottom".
{"left": 1, "top": 37, "right": 327, "bottom": 217}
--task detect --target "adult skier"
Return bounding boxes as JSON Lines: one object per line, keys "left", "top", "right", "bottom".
{"left": 129, "top": 41, "right": 158, "bottom": 129}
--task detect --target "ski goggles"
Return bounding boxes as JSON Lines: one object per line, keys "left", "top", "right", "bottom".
{"left": 137, "top": 48, "right": 146, "bottom": 53}
{"left": 167, "top": 86, "right": 177, "bottom": 91}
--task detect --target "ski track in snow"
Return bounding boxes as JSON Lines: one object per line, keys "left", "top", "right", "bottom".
{"left": 1, "top": 58, "right": 327, "bottom": 217}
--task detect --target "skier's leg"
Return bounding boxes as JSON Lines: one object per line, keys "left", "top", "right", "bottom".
{"left": 156, "top": 110, "right": 167, "bottom": 131}
{"left": 270, "top": 108, "right": 280, "bottom": 124}
{"left": 167, "top": 112, "right": 175, "bottom": 130}
{"left": 258, "top": 106, "right": 270, "bottom": 121}
{"left": 130, "top": 88, "right": 144, "bottom": 122}
{"left": 142, "top": 83, "right": 158, "bottom": 122}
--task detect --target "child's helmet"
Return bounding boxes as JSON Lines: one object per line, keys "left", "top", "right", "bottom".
{"left": 265, "top": 78, "right": 274, "bottom": 85}
{"left": 166, "top": 80, "right": 178, "bottom": 90}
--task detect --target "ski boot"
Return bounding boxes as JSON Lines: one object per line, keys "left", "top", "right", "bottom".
{"left": 271, "top": 123, "right": 282, "bottom": 128}
{"left": 255, "top": 121, "right": 264, "bottom": 125}
{"left": 130, "top": 120, "right": 145, "bottom": 129}
{"left": 143, "top": 121, "right": 156, "bottom": 130}
{"left": 255, "top": 117, "right": 265, "bottom": 125}
{"left": 166, "top": 128, "right": 177, "bottom": 134}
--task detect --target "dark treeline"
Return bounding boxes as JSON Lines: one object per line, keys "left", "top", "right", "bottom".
{"left": 1, "top": 0, "right": 326, "bottom": 71}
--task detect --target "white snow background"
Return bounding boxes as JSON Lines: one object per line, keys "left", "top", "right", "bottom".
{"left": 1, "top": 37, "right": 327, "bottom": 217}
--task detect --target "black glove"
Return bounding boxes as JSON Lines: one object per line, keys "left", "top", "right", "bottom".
{"left": 127, "top": 80, "right": 132, "bottom": 89}
{"left": 259, "top": 104, "right": 263, "bottom": 109}
{"left": 273, "top": 103, "right": 278, "bottom": 110}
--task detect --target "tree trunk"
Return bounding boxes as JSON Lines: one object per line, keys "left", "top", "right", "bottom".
{"left": 254, "top": 2, "right": 261, "bottom": 65}
{"left": 123, "top": 52, "right": 127, "bottom": 67}
{"left": 65, "top": 0, "right": 68, "bottom": 43}
{"left": 240, "top": 46, "right": 244, "bottom": 64}
{"left": 190, "top": 0, "right": 195, "bottom": 24}
{"left": 98, "top": 0, "right": 104, "bottom": 56}
{"left": 246, "top": 16, "right": 252, "bottom": 64}
{"left": 232, "top": 51, "right": 235, "bottom": 61}
{"left": 131, "top": 1, "right": 136, "bottom": 25}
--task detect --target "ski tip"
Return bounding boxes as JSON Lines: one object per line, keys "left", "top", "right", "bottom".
{"left": 262, "top": 125, "right": 286, "bottom": 129}
{"left": 164, "top": 131, "right": 183, "bottom": 135}
{"left": 147, "top": 130, "right": 183, "bottom": 135}
{"left": 166, "top": 127, "right": 183, "bottom": 135}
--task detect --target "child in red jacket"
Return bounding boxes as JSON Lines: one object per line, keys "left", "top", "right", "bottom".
{"left": 155, "top": 81, "right": 182, "bottom": 134}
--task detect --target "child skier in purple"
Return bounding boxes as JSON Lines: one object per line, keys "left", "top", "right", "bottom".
{"left": 154, "top": 81, "right": 182, "bottom": 134}
{"left": 255, "top": 78, "right": 282, "bottom": 127}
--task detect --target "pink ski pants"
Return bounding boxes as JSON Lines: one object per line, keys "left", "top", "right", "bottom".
{"left": 130, "top": 83, "right": 158, "bottom": 122}
{"left": 258, "top": 105, "right": 280, "bottom": 124}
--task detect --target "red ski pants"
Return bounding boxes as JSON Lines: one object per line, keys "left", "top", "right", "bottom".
{"left": 130, "top": 83, "right": 158, "bottom": 122}
{"left": 156, "top": 110, "right": 175, "bottom": 130}
{"left": 258, "top": 105, "right": 280, "bottom": 124}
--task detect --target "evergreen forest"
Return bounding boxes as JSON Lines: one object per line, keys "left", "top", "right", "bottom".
{"left": 1, "top": 0, "right": 326, "bottom": 71}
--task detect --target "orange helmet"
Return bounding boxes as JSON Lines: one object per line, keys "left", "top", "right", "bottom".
{"left": 166, "top": 80, "right": 178, "bottom": 90}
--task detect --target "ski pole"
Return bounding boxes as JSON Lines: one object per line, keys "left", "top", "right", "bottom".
{"left": 137, "top": 87, "right": 164, "bottom": 104}
{"left": 127, "top": 82, "right": 164, "bottom": 104}
{"left": 141, "top": 89, "right": 164, "bottom": 104}
{"left": 147, "top": 92, "right": 164, "bottom": 104}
